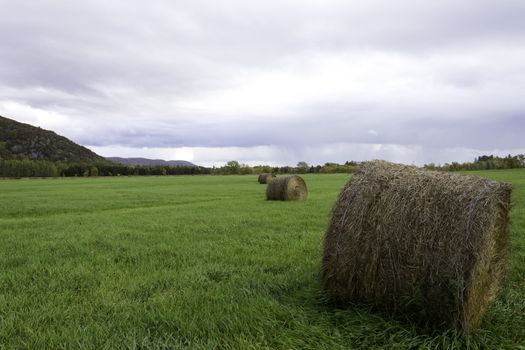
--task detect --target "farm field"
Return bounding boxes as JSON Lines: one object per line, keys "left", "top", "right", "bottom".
{"left": 0, "top": 171, "right": 524, "bottom": 349}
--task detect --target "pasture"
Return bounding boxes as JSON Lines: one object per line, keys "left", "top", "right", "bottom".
{"left": 0, "top": 171, "right": 524, "bottom": 349}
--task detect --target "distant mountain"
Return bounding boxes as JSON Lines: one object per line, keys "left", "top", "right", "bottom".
{"left": 107, "top": 157, "right": 196, "bottom": 167}
{"left": 0, "top": 115, "right": 108, "bottom": 163}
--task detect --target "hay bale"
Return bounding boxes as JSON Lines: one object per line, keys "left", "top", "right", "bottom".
{"left": 321, "top": 160, "right": 511, "bottom": 332}
{"left": 258, "top": 173, "right": 275, "bottom": 184}
{"left": 266, "top": 175, "right": 308, "bottom": 201}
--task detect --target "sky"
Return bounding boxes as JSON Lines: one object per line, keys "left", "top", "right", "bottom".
{"left": 1, "top": 0, "right": 524, "bottom": 167}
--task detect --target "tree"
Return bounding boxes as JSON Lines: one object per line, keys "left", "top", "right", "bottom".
{"left": 0, "top": 142, "right": 9, "bottom": 160}
{"left": 239, "top": 164, "right": 253, "bottom": 175}
{"left": 296, "top": 161, "right": 309, "bottom": 173}
{"left": 225, "top": 160, "right": 240, "bottom": 174}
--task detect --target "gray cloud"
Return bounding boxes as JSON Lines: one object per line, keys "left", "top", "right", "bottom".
{"left": 1, "top": 0, "right": 524, "bottom": 165}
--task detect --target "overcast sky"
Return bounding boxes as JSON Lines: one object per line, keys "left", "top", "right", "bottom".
{"left": 1, "top": 0, "right": 524, "bottom": 166}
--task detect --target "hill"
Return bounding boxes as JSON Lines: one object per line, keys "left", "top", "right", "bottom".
{"left": 107, "top": 157, "right": 196, "bottom": 167}
{"left": 0, "top": 115, "right": 107, "bottom": 163}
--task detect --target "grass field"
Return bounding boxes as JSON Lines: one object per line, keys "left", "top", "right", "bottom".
{"left": 0, "top": 171, "right": 524, "bottom": 349}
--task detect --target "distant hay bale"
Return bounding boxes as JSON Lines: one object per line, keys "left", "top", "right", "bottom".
{"left": 258, "top": 173, "right": 275, "bottom": 184}
{"left": 321, "top": 160, "right": 511, "bottom": 332}
{"left": 266, "top": 175, "right": 308, "bottom": 201}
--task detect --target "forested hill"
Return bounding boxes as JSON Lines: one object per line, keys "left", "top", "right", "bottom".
{"left": 0, "top": 115, "right": 107, "bottom": 163}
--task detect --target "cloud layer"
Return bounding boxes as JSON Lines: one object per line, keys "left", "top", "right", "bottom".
{"left": 1, "top": 0, "right": 524, "bottom": 166}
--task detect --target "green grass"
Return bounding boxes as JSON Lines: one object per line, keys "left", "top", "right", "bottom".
{"left": 0, "top": 171, "right": 524, "bottom": 349}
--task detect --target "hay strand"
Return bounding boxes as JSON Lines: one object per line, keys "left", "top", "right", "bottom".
{"left": 321, "top": 160, "right": 511, "bottom": 332}
{"left": 266, "top": 175, "right": 308, "bottom": 201}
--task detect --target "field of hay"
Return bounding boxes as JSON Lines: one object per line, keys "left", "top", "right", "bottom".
{"left": 0, "top": 171, "right": 524, "bottom": 349}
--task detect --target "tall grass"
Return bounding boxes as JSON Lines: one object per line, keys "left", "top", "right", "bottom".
{"left": 0, "top": 172, "right": 523, "bottom": 349}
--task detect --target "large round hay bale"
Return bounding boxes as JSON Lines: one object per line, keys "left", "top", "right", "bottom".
{"left": 258, "top": 173, "right": 275, "bottom": 184}
{"left": 266, "top": 175, "right": 308, "bottom": 201}
{"left": 321, "top": 160, "right": 511, "bottom": 332}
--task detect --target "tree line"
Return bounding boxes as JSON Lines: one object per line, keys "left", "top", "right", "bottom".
{"left": 0, "top": 159, "right": 356, "bottom": 178}
{"left": 0, "top": 159, "right": 210, "bottom": 178}
{"left": 210, "top": 160, "right": 356, "bottom": 175}
{"left": 2, "top": 155, "right": 523, "bottom": 178}
{"left": 424, "top": 154, "right": 525, "bottom": 171}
